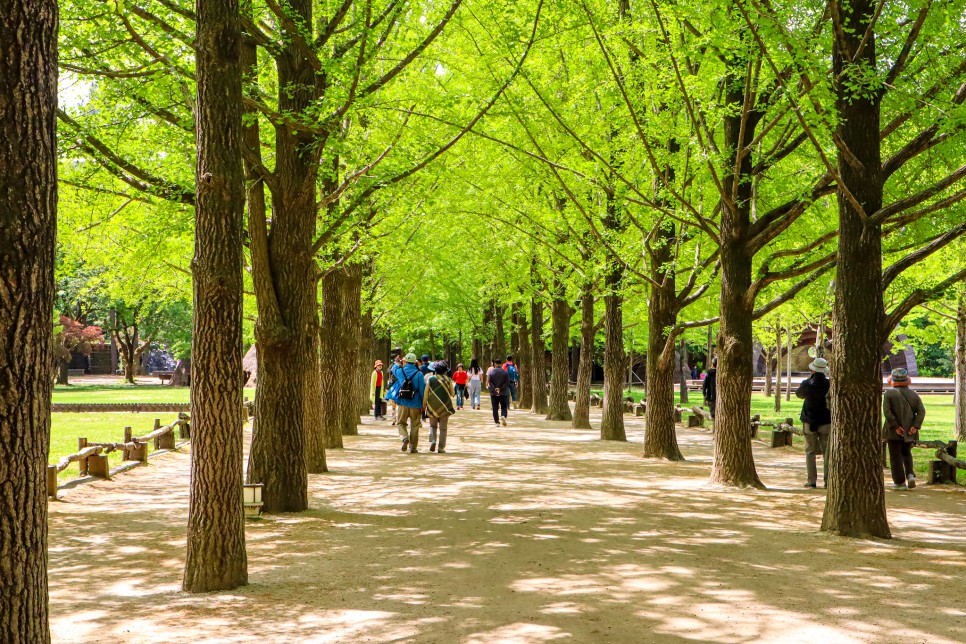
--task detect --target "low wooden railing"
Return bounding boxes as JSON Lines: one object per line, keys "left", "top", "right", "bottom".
{"left": 47, "top": 414, "right": 191, "bottom": 500}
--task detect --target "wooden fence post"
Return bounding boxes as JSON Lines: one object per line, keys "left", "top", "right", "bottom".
{"left": 78, "top": 437, "right": 89, "bottom": 476}
{"left": 152, "top": 418, "right": 162, "bottom": 450}
{"left": 47, "top": 465, "right": 58, "bottom": 500}
{"left": 87, "top": 453, "right": 110, "bottom": 479}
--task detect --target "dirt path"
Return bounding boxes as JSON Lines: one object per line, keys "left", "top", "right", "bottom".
{"left": 48, "top": 406, "right": 966, "bottom": 643}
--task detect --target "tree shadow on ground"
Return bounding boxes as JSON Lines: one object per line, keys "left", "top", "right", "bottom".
{"left": 49, "top": 408, "right": 966, "bottom": 643}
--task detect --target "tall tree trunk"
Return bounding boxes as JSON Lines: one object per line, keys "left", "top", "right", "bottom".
{"left": 678, "top": 338, "right": 689, "bottom": 404}
{"left": 600, "top": 292, "right": 627, "bottom": 441}
{"left": 57, "top": 360, "right": 69, "bottom": 386}
{"left": 246, "top": 0, "right": 317, "bottom": 512}
{"left": 0, "top": 0, "right": 56, "bottom": 636}
{"left": 709, "top": 51, "right": 762, "bottom": 488}
{"left": 509, "top": 306, "right": 520, "bottom": 359}
{"left": 572, "top": 284, "right": 595, "bottom": 429}
{"left": 530, "top": 299, "right": 550, "bottom": 414}
{"left": 304, "top": 327, "right": 328, "bottom": 473}
{"left": 546, "top": 287, "right": 573, "bottom": 421}
{"left": 764, "top": 345, "right": 773, "bottom": 398}
{"left": 340, "top": 263, "right": 362, "bottom": 435}
{"left": 774, "top": 328, "right": 782, "bottom": 413}
{"left": 517, "top": 309, "right": 533, "bottom": 410}
{"left": 785, "top": 325, "right": 793, "bottom": 401}
{"left": 184, "top": 0, "right": 249, "bottom": 591}
{"left": 642, "top": 262, "right": 682, "bottom": 459}
{"left": 358, "top": 308, "right": 375, "bottom": 415}
{"left": 319, "top": 268, "right": 345, "bottom": 449}
{"left": 956, "top": 294, "right": 966, "bottom": 443}
{"left": 822, "top": 0, "right": 890, "bottom": 538}
{"left": 494, "top": 305, "right": 507, "bottom": 360}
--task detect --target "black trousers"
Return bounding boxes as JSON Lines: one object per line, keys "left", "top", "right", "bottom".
{"left": 887, "top": 440, "right": 915, "bottom": 485}
{"left": 373, "top": 386, "right": 382, "bottom": 418}
{"left": 491, "top": 393, "right": 508, "bottom": 424}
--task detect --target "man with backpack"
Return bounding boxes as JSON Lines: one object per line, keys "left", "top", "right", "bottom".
{"left": 390, "top": 353, "right": 426, "bottom": 453}
{"left": 488, "top": 358, "right": 511, "bottom": 427}
{"left": 503, "top": 355, "right": 520, "bottom": 407}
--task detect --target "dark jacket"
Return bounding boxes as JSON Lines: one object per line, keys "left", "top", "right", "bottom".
{"left": 702, "top": 368, "right": 717, "bottom": 404}
{"left": 487, "top": 367, "right": 510, "bottom": 396}
{"left": 795, "top": 373, "right": 831, "bottom": 427}
{"left": 883, "top": 386, "right": 926, "bottom": 442}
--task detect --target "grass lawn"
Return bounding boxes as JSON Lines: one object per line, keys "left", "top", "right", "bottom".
{"left": 53, "top": 384, "right": 192, "bottom": 404}
{"left": 49, "top": 383, "right": 257, "bottom": 481}
{"left": 49, "top": 412, "right": 182, "bottom": 481}
{"left": 590, "top": 387, "right": 960, "bottom": 482}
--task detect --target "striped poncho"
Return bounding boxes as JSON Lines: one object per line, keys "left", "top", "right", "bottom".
{"left": 425, "top": 374, "right": 456, "bottom": 418}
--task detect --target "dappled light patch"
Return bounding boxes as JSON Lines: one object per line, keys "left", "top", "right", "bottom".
{"left": 47, "top": 409, "right": 966, "bottom": 642}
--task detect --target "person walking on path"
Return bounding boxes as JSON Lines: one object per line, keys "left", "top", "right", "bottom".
{"left": 487, "top": 358, "right": 511, "bottom": 427}
{"left": 385, "top": 355, "right": 403, "bottom": 424}
{"left": 370, "top": 360, "right": 386, "bottom": 420}
{"left": 467, "top": 358, "right": 484, "bottom": 410}
{"left": 502, "top": 355, "right": 520, "bottom": 407}
{"left": 424, "top": 360, "right": 456, "bottom": 453}
{"left": 702, "top": 357, "right": 717, "bottom": 418}
{"left": 389, "top": 353, "right": 426, "bottom": 452}
{"left": 452, "top": 363, "right": 468, "bottom": 410}
{"left": 883, "top": 368, "right": 926, "bottom": 489}
{"left": 796, "top": 358, "right": 831, "bottom": 488}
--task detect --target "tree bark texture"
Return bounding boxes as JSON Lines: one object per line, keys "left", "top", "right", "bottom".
{"left": 678, "top": 338, "right": 689, "bottom": 404}
{"left": 709, "top": 52, "right": 763, "bottom": 488}
{"left": 245, "top": 0, "right": 317, "bottom": 512}
{"left": 764, "top": 345, "right": 773, "bottom": 397}
{"left": 822, "top": 0, "right": 890, "bottom": 538}
{"left": 956, "top": 294, "right": 966, "bottom": 443}
{"left": 774, "top": 328, "right": 782, "bottom": 413}
{"left": 530, "top": 299, "right": 550, "bottom": 415}
{"left": 572, "top": 285, "right": 595, "bottom": 430}
{"left": 184, "top": 0, "right": 249, "bottom": 591}
{"left": 642, "top": 248, "right": 683, "bottom": 460}
{"left": 517, "top": 310, "right": 533, "bottom": 410}
{"left": 546, "top": 286, "right": 574, "bottom": 421}
{"left": 600, "top": 293, "right": 627, "bottom": 441}
{"left": 304, "top": 323, "right": 327, "bottom": 473}
{"left": 339, "top": 263, "right": 363, "bottom": 435}
{"left": 320, "top": 268, "right": 346, "bottom": 449}
{"left": 0, "top": 0, "right": 57, "bottom": 638}
{"left": 358, "top": 308, "right": 375, "bottom": 415}
{"left": 494, "top": 304, "right": 507, "bottom": 360}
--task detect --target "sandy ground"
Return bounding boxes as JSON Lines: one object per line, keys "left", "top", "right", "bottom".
{"left": 48, "top": 405, "right": 966, "bottom": 643}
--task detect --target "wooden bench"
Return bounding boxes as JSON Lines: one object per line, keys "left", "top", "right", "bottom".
{"left": 67, "top": 368, "right": 85, "bottom": 377}
{"left": 154, "top": 371, "right": 174, "bottom": 384}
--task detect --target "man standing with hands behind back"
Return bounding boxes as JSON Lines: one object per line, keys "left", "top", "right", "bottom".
{"left": 796, "top": 357, "right": 831, "bottom": 489}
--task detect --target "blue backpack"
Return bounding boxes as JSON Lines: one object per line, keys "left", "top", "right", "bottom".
{"left": 507, "top": 363, "right": 519, "bottom": 382}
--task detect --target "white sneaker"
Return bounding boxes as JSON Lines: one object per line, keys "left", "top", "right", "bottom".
{"left": 907, "top": 474, "right": 916, "bottom": 489}
{"left": 893, "top": 483, "right": 908, "bottom": 490}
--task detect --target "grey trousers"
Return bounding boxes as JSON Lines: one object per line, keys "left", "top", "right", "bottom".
{"left": 429, "top": 414, "right": 449, "bottom": 450}
{"left": 804, "top": 422, "right": 830, "bottom": 485}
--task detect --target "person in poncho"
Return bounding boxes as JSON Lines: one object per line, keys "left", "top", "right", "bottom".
{"left": 423, "top": 360, "right": 456, "bottom": 453}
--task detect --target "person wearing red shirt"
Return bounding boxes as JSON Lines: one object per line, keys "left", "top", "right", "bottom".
{"left": 370, "top": 360, "right": 386, "bottom": 420}
{"left": 452, "top": 363, "right": 469, "bottom": 410}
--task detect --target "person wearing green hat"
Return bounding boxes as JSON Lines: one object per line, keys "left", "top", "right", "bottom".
{"left": 796, "top": 357, "right": 831, "bottom": 488}
{"left": 883, "top": 368, "right": 926, "bottom": 489}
